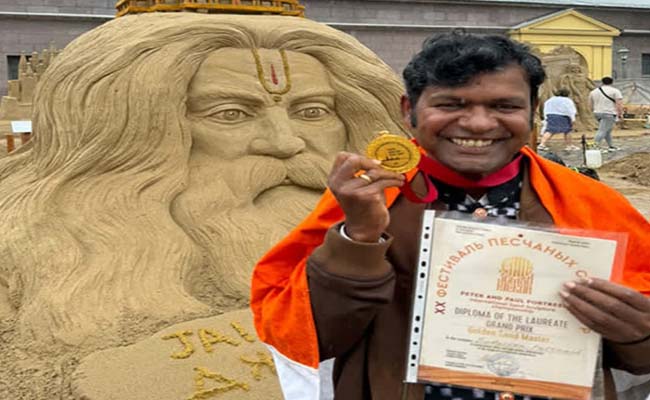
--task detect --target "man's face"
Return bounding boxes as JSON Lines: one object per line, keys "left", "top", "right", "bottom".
{"left": 404, "top": 64, "right": 533, "bottom": 178}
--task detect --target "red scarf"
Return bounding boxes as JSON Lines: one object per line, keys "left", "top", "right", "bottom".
{"left": 401, "top": 153, "right": 523, "bottom": 203}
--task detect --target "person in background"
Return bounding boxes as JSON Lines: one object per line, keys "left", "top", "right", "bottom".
{"left": 589, "top": 76, "right": 623, "bottom": 152}
{"left": 538, "top": 87, "right": 577, "bottom": 151}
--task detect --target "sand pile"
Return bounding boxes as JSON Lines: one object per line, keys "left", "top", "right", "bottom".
{"left": 72, "top": 309, "right": 281, "bottom": 400}
{"left": 0, "top": 309, "right": 282, "bottom": 400}
{"left": 600, "top": 152, "right": 650, "bottom": 187}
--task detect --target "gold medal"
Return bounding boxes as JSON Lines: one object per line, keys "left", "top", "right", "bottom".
{"left": 365, "top": 132, "right": 420, "bottom": 173}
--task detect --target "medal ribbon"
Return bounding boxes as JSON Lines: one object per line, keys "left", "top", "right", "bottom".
{"left": 400, "top": 144, "right": 523, "bottom": 204}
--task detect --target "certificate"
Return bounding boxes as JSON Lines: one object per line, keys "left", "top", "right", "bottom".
{"left": 406, "top": 211, "right": 623, "bottom": 400}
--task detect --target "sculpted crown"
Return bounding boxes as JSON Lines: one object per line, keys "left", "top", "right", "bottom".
{"left": 116, "top": 0, "right": 305, "bottom": 17}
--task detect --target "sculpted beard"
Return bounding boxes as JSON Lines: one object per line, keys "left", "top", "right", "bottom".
{"left": 174, "top": 153, "right": 332, "bottom": 298}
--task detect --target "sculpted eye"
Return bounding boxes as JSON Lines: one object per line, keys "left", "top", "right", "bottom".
{"left": 294, "top": 106, "right": 330, "bottom": 121}
{"left": 211, "top": 108, "right": 252, "bottom": 123}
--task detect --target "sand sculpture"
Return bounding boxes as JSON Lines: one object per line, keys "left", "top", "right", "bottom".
{"left": 0, "top": 46, "right": 59, "bottom": 148}
{"left": 115, "top": 0, "right": 305, "bottom": 17}
{"left": 614, "top": 81, "right": 650, "bottom": 129}
{"left": 538, "top": 45, "right": 597, "bottom": 132}
{"left": 0, "top": 11, "right": 408, "bottom": 399}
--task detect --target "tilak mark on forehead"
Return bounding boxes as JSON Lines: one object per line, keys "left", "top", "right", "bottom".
{"left": 251, "top": 48, "right": 292, "bottom": 99}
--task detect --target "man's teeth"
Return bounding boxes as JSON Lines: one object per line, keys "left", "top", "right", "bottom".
{"left": 450, "top": 138, "right": 494, "bottom": 147}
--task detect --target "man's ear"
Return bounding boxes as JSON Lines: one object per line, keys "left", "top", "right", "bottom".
{"left": 401, "top": 95, "right": 416, "bottom": 128}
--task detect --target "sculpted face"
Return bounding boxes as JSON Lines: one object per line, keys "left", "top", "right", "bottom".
{"left": 566, "top": 64, "right": 584, "bottom": 75}
{"left": 176, "top": 48, "right": 346, "bottom": 215}
{"left": 185, "top": 48, "right": 346, "bottom": 163}
{"left": 172, "top": 48, "right": 347, "bottom": 296}
{"left": 406, "top": 65, "right": 532, "bottom": 178}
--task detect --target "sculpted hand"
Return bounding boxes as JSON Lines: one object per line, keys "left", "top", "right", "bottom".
{"left": 561, "top": 278, "right": 650, "bottom": 344}
{"left": 328, "top": 152, "right": 405, "bottom": 242}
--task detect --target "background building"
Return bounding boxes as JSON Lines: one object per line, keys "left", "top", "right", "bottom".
{"left": 1, "top": 0, "right": 650, "bottom": 96}
{"left": 302, "top": 0, "right": 650, "bottom": 81}
{"left": 0, "top": 1, "right": 114, "bottom": 95}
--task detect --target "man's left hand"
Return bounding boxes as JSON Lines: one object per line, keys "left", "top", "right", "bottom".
{"left": 561, "top": 278, "right": 650, "bottom": 344}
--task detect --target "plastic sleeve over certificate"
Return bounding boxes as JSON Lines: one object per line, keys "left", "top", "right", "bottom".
{"left": 406, "top": 211, "right": 625, "bottom": 400}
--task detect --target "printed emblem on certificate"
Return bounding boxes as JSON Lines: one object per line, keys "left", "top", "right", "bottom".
{"left": 406, "top": 211, "right": 624, "bottom": 400}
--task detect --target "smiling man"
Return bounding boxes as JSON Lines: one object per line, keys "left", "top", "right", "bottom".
{"left": 252, "top": 32, "right": 650, "bottom": 400}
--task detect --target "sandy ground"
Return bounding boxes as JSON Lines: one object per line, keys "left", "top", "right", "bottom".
{"left": 601, "top": 152, "right": 650, "bottom": 188}
{"left": 541, "top": 130, "right": 650, "bottom": 219}
{"left": 0, "top": 131, "right": 648, "bottom": 399}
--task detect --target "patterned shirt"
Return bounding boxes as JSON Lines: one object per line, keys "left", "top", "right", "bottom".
{"left": 424, "top": 382, "right": 545, "bottom": 400}
{"left": 424, "top": 168, "right": 550, "bottom": 400}
{"left": 432, "top": 167, "right": 523, "bottom": 219}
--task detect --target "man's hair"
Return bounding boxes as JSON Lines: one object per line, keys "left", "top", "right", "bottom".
{"left": 403, "top": 31, "right": 546, "bottom": 108}
{"left": 0, "top": 13, "right": 407, "bottom": 346}
{"left": 554, "top": 88, "right": 570, "bottom": 97}
{"left": 602, "top": 76, "right": 614, "bottom": 85}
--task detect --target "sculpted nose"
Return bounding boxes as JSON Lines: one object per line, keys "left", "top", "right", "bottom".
{"left": 458, "top": 106, "right": 499, "bottom": 133}
{"left": 248, "top": 110, "right": 305, "bottom": 159}
{"left": 249, "top": 137, "right": 305, "bottom": 158}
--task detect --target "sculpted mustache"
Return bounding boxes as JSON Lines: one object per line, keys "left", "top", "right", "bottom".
{"left": 240, "top": 154, "right": 331, "bottom": 193}
{"left": 283, "top": 155, "right": 331, "bottom": 190}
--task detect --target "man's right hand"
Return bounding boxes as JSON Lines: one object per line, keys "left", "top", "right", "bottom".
{"left": 328, "top": 152, "right": 405, "bottom": 243}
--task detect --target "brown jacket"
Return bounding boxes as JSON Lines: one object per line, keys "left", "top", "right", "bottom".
{"left": 306, "top": 174, "right": 644, "bottom": 400}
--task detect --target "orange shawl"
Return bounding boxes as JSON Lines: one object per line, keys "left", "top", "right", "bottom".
{"left": 251, "top": 146, "right": 650, "bottom": 369}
